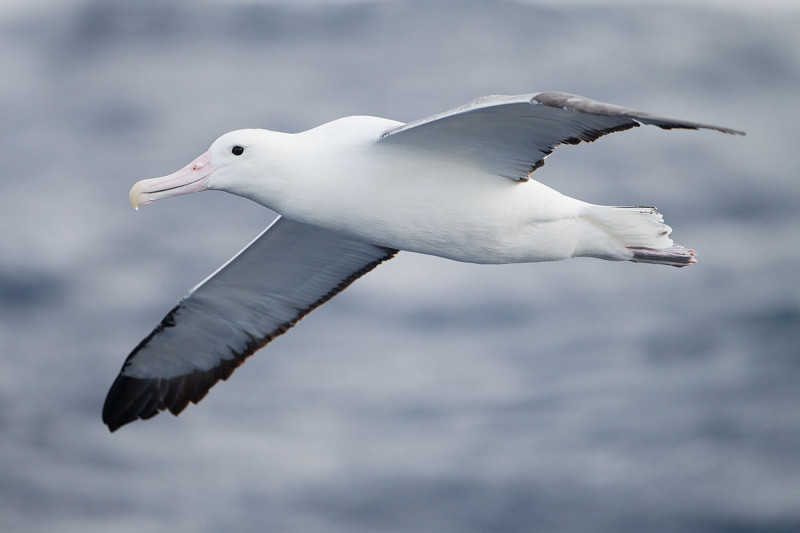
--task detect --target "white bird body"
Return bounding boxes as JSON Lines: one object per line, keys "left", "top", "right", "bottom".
{"left": 107, "top": 92, "right": 744, "bottom": 431}
{"left": 214, "top": 116, "right": 636, "bottom": 264}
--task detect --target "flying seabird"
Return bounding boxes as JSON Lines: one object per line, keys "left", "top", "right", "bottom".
{"left": 103, "top": 92, "right": 744, "bottom": 431}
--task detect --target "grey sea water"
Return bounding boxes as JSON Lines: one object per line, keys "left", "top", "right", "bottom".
{"left": 1, "top": 1, "right": 798, "bottom": 531}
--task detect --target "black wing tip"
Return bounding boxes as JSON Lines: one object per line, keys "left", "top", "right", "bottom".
{"left": 102, "top": 343, "right": 274, "bottom": 432}
{"left": 102, "top": 369, "right": 223, "bottom": 432}
{"left": 102, "top": 374, "right": 157, "bottom": 432}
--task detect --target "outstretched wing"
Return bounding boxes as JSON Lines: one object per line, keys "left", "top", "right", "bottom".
{"left": 378, "top": 92, "right": 744, "bottom": 181}
{"left": 103, "top": 217, "right": 397, "bottom": 431}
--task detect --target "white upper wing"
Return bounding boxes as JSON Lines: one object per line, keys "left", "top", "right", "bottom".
{"left": 378, "top": 92, "right": 744, "bottom": 181}
{"left": 103, "top": 216, "right": 396, "bottom": 431}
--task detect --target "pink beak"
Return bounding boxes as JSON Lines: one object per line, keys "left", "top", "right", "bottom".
{"left": 129, "top": 150, "right": 215, "bottom": 209}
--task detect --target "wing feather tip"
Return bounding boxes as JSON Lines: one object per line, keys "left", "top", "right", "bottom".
{"left": 102, "top": 374, "right": 161, "bottom": 432}
{"left": 103, "top": 355, "right": 254, "bottom": 431}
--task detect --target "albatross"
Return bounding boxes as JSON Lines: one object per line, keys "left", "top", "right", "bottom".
{"left": 103, "top": 92, "right": 743, "bottom": 431}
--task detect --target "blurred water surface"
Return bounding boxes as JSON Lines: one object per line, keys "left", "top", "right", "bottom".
{"left": 1, "top": 1, "right": 798, "bottom": 532}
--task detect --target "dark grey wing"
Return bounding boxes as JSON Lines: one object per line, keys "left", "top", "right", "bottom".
{"left": 378, "top": 92, "right": 744, "bottom": 181}
{"left": 103, "top": 216, "right": 397, "bottom": 431}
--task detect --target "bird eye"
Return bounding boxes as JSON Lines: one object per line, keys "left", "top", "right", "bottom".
{"left": 231, "top": 146, "right": 244, "bottom": 156}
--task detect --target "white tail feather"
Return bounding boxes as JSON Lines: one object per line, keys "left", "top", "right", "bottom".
{"left": 581, "top": 205, "right": 696, "bottom": 267}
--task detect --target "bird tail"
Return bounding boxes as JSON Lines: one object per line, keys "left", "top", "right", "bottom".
{"left": 581, "top": 205, "right": 697, "bottom": 267}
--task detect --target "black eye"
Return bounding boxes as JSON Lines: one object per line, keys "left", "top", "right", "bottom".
{"left": 231, "top": 145, "right": 244, "bottom": 156}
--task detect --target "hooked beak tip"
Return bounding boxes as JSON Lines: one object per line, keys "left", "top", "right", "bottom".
{"left": 129, "top": 180, "right": 149, "bottom": 210}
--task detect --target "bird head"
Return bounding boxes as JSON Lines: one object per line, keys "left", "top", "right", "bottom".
{"left": 129, "top": 129, "right": 287, "bottom": 209}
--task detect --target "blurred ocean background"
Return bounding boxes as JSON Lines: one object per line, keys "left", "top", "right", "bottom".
{"left": 1, "top": 0, "right": 798, "bottom": 531}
